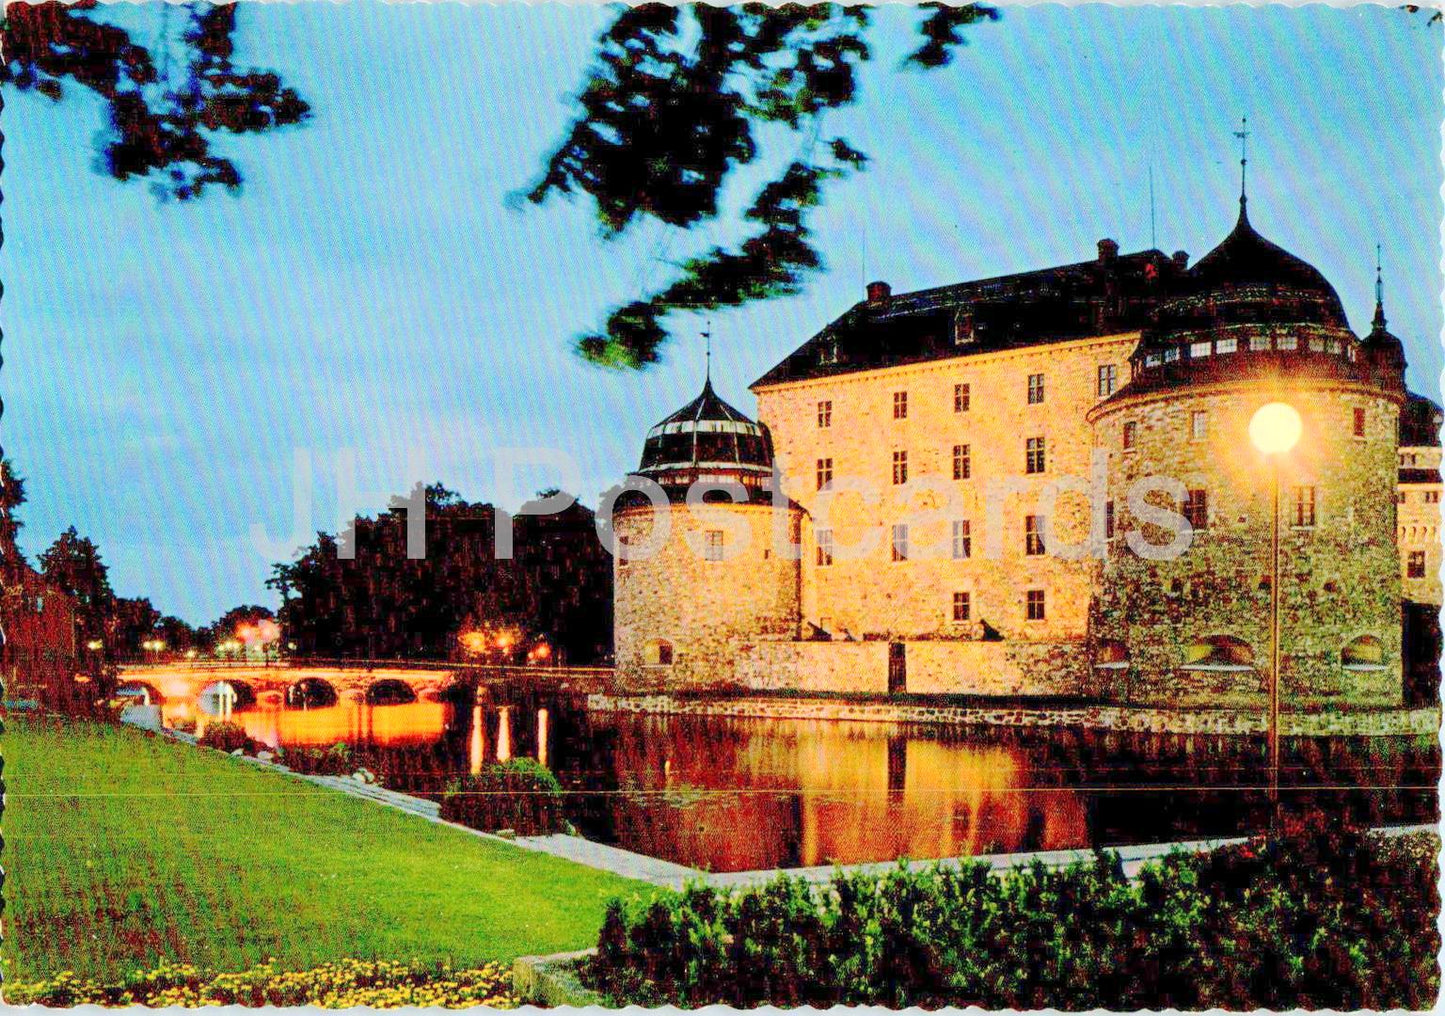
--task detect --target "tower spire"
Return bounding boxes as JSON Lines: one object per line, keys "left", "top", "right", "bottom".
{"left": 702, "top": 320, "right": 712, "bottom": 385}
{"left": 1373, "top": 243, "right": 1387, "bottom": 331}
{"left": 1232, "top": 115, "right": 1251, "bottom": 220}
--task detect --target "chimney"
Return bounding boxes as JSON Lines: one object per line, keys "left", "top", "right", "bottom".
{"left": 1172, "top": 250, "right": 1190, "bottom": 272}
{"left": 866, "top": 280, "right": 892, "bottom": 305}
{"left": 1097, "top": 238, "right": 1119, "bottom": 264}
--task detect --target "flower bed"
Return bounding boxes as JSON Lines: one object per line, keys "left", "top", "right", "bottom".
{"left": 4, "top": 958, "right": 517, "bottom": 1008}
{"left": 588, "top": 822, "right": 1441, "bottom": 1010}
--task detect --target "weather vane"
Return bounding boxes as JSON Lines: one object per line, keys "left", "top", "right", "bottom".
{"left": 1233, "top": 115, "right": 1250, "bottom": 203}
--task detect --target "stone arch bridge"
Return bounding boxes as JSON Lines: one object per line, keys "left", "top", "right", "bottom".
{"left": 116, "top": 661, "right": 611, "bottom": 710}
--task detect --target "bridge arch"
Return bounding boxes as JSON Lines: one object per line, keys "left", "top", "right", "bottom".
{"left": 366, "top": 679, "right": 417, "bottom": 705}
{"left": 286, "top": 677, "right": 338, "bottom": 709}
{"left": 116, "top": 680, "right": 165, "bottom": 706}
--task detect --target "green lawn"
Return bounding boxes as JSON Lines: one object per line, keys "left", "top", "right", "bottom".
{"left": 1, "top": 715, "right": 646, "bottom": 982}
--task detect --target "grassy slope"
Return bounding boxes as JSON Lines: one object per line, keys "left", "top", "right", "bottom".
{"left": 1, "top": 715, "right": 646, "bottom": 982}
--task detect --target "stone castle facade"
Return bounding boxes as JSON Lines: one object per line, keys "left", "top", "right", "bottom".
{"left": 612, "top": 196, "right": 1440, "bottom": 708}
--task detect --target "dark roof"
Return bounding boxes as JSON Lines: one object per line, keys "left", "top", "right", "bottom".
{"left": 751, "top": 244, "right": 1186, "bottom": 389}
{"left": 1400, "top": 392, "right": 1442, "bottom": 447}
{"left": 634, "top": 376, "right": 775, "bottom": 501}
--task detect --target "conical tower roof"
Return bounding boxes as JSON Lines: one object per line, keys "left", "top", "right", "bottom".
{"left": 636, "top": 375, "right": 775, "bottom": 498}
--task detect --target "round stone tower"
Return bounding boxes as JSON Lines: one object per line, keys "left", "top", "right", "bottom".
{"left": 1086, "top": 198, "right": 1404, "bottom": 708}
{"left": 611, "top": 376, "right": 801, "bottom": 690}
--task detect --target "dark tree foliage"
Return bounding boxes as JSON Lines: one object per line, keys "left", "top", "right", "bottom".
{"left": 527, "top": 2, "right": 999, "bottom": 368}
{"left": 268, "top": 484, "right": 612, "bottom": 664}
{"left": 38, "top": 525, "right": 116, "bottom": 653}
{"left": 2, "top": 0, "right": 309, "bottom": 199}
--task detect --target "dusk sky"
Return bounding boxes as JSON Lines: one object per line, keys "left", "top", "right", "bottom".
{"left": 6, "top": 2, "right": 1441, "bottom": 625}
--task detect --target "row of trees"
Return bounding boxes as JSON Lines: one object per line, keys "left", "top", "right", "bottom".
{"left": 268, "top": 484, "right": 612, "bottom": 665}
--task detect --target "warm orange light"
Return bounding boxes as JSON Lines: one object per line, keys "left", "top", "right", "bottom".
{"left": 534, "top": 644, "right": 552, "bottom": 660}
{"left": 1249, "top": 402, "right": 1302, "bottom": 455}
{"left": 458, "top": 630, "right": 489, "bottom": 655}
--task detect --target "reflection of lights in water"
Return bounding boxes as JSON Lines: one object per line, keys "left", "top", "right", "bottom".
{"left": 197, "top": 681, "right": 237, "bottom": 718}
{"left": 496, "top": 706, "right": 512, "bottom": 762}
{"left": 537, "top": 708, "right": 549, "bottom": 769}
{"left": 469, "top": 705, "right": 486, "bottom": 775}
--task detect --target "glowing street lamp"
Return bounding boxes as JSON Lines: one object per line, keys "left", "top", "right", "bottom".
{"left": 1249, "top": 400, "right": 1302, "bottom": 826}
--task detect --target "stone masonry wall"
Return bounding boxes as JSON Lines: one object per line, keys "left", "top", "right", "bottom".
{"left": 1089, "top": 380, "right": 1403, "bottom": 708}
{"left": 614, "top": 503, "right": 801, "bottom": 690}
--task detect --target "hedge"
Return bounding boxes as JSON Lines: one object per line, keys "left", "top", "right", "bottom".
{"left": 440, "top": 757, "right": 566, "bottom": 836}
{"left": 588, "top": 821, "right": 1440, "bottom": 1010}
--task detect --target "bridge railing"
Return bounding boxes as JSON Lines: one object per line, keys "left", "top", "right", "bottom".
{"left": 120, "top": 658, "right": 614, "bottom": 680}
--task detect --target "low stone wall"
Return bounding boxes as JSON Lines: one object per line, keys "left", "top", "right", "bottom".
{"left": 587, "top": 692, "right": 1441, "bottom": 737}
{"left": 906, "top": 640, "right": 1087, "bottom": 697}
{"left": 734, "top": 640, "right": 890, "bottom": 694}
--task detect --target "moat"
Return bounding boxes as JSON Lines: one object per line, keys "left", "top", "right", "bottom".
{"left": 160, "top": 687, "right": 1438, "bottom": 873}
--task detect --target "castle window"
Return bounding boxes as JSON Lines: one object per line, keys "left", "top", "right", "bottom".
{"left": 952, "top": 519, "right": 972, "bottom": 560}
{"left": 1183, "top": 634, "right": 1254, "bottom": 670}
{"left": 1427, "top": 491, "right": 1441, "bottom": 504}
{"left": 1191, "top": 410, "right": 1207, "bottom": 440}
{"left": 1025, "top": 436, "right": 1046, "bottom": 474}
{"left": 1164, "top": 348, "right": 1180, "bottom": 363}
{"left": 1190, "top": 341, "right": 1212, "bottom": 359}
{"left": 1341, "top": 635, "right": 1386, "bottom": 669}
{"left": 1123, "top": 421, "right": 1137, "bottom": 451}
{"left": 952, "top": 443, "right": 971, "bottom": 480}
{"left": 816, "top": 529, "right": 834, "bottom": 567}
{"left": 704, "top": 530, "right": 725, "bottom": 562}
{"left": 1027, "top": 373, "right": 1045, "bottom": 405}
{"left": 1025, "top": 589, "right": 1046, "bottom": 621}
{"left": 1277, "top": 334, "right": 1297, "bottom": 351}
{"left": 955, "top": 383, "right": 971, "bottom": 412}
{"left": 617, "top": 533, "right": 630, "bottom": 568}
{"left": 1105, "top": 500, "right": 1116, "bottom": 540}
{"left": 818, "top": 400, "right": 832, "bottom": 428}
{"left": 1292, "top": 486, "right": 1317, "bottom": 528}
{"left": 952, "top": 591, "right": 971, "bottom": 622}
{"left": 1408, "top": 550, "right": 1426, "bottom": 578}
{"left": 953, "top": 309, "right": 975, "bottom": 345}
{"left": 818, "top": 341, "right": 838, "bottom": 365}
{"left": 893, "top": 450, "right": 908, "bottom": 485}
{"left": 1353, "top": 407, "right": 1366, "bottom": 438}
{"left": 1217, "top": 338, "right": 1238, "bottom": 354}
{"left": 893, "top": 391, "right": 908, "bottom": 419}
{"left": 1183, "top": 488, "right": 1208, "bottom": 531}
{"left": 1326, "top": 339, "right": 1341, "bottom": 355}
{"left": 646, "top": 639, "right": 675, "bottom": 667}
{"left": 1145, "top": 353, "right": 1162, "bottom": 367}
{"left": 816, "top": 458, "right": 833, "bottom": 491}
{"left": 1097, "top": 364, "right": 1117, "bottom": 398}
{"left": 1398, "top": 491, "right": 1409, "bottom": 505}
{"left": 1095, "top": 640, "right": 1128, "bottom": 669}
{"left": 1025, "top": 514, "right": 1046, "bottom": 556}
{"left": 891, "top": 524, "right": 909, "bottom": 562}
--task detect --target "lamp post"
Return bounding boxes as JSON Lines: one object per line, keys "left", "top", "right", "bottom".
{"left": 1248, "top": 401, "right": 1302, "bottom": 829}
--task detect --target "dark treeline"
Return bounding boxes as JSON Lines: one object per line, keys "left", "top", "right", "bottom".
{"left": 268, "top": 484, "right": 612, "bottom": 665}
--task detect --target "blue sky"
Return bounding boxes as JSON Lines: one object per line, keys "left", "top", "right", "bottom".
{"left": 5, "top": 2, "right": 1441, "bottom": 624}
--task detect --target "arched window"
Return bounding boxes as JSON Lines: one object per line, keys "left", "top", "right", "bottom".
{"left": 1182, "top": 635, "right": 1255, "bottom": 670}
{"left": 646, "top": 639, "right": 674, "bottom": 666}
{"left": 1341, "top": 635, "right": 1386, "bottom": 669}
{"left": 1094, "top": 640, "right": 1128, "bottom": 669}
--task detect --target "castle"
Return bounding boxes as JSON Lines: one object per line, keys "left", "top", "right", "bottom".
{"left": 612, "top": 193, "right": 1441, "bottom": 709}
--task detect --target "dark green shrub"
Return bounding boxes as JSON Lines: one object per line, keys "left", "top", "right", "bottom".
{"left": 587, "top": 823, "right": 1441, "bottom": 1010}
{"left": 197, "top": 720, "right": 257, "bottom": 754}
{"left": 440, "top": 757, "right": 565, "bottom": 836}
{"left": 277, "top": 742, "right": 354, "bottom": 776}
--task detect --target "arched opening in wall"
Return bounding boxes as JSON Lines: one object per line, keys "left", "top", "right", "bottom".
{"left": 286, "top": 678, "right": 338, "bottom": 709}
{"left": 116, "top": 681, "right": 165, "bottom": 706}
{"left": 366, "top": 679, "right": 418, "bottom": 705}
{"left": 1094, "top": 641, "right": 1128, "bottom": 670}
{"left": 440, "top": 680, "right": 476, "bottom": 707}
{"left": 1181, "top": 635, "right": 1255, "bottom": 670}
{"left": 1341, "top": 635, "right": 1387, "bottom": 670}
{"left": 645, "top": 639, "right": 674, "bottom": 666}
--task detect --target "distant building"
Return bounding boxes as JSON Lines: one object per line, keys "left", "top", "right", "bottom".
{"left": 613, "top": 192, "right": 1437, "bottom": 708}
{"left": 1, "top": 563, "right": 79, "bottom": 706}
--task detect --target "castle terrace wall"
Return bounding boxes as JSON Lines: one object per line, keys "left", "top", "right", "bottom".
{"left": 733, "top": 640, "right": 889, "bottom": 694}
{"left": 588, "top": 692, "right": 1440, "bottom": 737}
